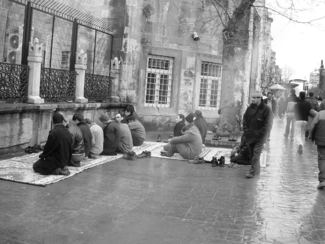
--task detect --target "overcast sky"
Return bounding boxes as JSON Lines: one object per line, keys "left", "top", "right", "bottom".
{"left": 267, "top": 0, "right": 325, "bottom": 80}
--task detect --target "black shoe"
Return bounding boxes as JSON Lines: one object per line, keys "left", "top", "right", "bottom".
{"left": 218, "top": 156, "right": 225, "bottom": 167}
{"left": 137, "top": 150, "right": 151, "bottom": 158}
{"left": 245, "top": 173, "right": 254, "bottom": 178}
{"left": 53, "top": 167, "right": 70, "bottom": 176}
{"left": 160, "top": 151, "right": 173, "bottom": 157}
{"left": 123, "top": 151, "right": 137, "bottom": 160}
{"left": 211, "top": 157, "right": 218, "bottom": 167}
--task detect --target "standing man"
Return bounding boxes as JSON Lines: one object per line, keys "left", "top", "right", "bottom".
{"left": 294, "top": 91, "right": 317, "bottom": 154}
{"left": 33, "top": 112, "right": 72, "bottom": 175}
{"left": 309, "top": 103, "right": 325, "bottom": 189}
{"left": 243, "top": 91, "right": 272, "bottom": 179}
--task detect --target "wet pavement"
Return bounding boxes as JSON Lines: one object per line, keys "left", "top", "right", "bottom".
{"left": 1, "top": 118, "right": 325, "bottom": 244}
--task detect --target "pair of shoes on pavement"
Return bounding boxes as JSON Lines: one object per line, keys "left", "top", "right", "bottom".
{"left": 160, "top": 151, "right": 173, "bottom": 157}
{"left": 246, "top": 173, "right": 254, "bottom": 179}
{"left": 317, "top": 181, "right": 325, "bottom": 190}
{"left": 137, "top": 150, "right": 151, "bottom": 158}
{"left": 123, "top": 151, "right": 137, "bottom": 160}
{"left": 53, "top": 167, "right": 70, "bottom": 176}
{"left": 188, "top": 157, "right": 205, "bottom": 164}
{"left": 211, "top": 156, "right": 225, "bottom": 167}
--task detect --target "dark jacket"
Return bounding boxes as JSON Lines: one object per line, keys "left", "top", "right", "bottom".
{"left": 68, "top": 123, "right": 84, "bottom": 154}
{"left": 102, "top": 120, "right": 120, "bottom": 155}
{"left": 243, "top": 101, "right": 272, "bottom": 144}
{"left": 174, "top": 121, "right": 185, "bottom": 137}
{"left": 39, "top": 124, "right": 72, "bottom": 171}
{"left": 78, "top": 121, "right": 92, "bottom": 157}
{"left": 310, "top": 110, "right": 325, "bottom": 146}
{"left": 194, "top": 117, "right": 208, "bottom": 143}
{"left": 294, "top": 100, "right": 312, "bottom": 121}
{"left": 128, "top": 119, "right": 146, "bottom": 146}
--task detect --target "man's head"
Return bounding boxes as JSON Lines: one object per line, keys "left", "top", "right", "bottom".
{"left": 114, "top": 113, "right": 123, "bottom": 122}
{"left": 98, "top": 114, "right": 110, "bottom": 124}
{"left": 125, "top": 105, "right": 135, "bottom": 116}
{"left": 72, "top": 113, "right": 84, "bottom": 123}
{"left": 176, "top": 114, "right": 185, "bottom": 123}
{"left": 251, "top": 91, "right": 263, "bottom": 105}
{"left": 267, "top": 92, "right": 273, "bottom": 99}
{"left": 299, "top": 91, "right": 306, "bottom": 100}
{"left": 185, "top": 112, "right": 196, "bottom": 125}
{"left": 308, "top": 92, "right": 314, "bottom": 98}
{"left": 52, "top": 112, "right": 65, "bottom": 125}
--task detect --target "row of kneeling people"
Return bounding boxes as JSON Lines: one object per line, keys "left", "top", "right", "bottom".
{"left": 33, "top": 106, "right": 146, "bottom": 176}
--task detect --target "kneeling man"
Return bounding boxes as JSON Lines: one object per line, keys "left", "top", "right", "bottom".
{"left": 33, "top": 112, "right": 72, "bottom": 175}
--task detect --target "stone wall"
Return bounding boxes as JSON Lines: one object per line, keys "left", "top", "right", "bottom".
{"left": 0, "top": 103, "right": 127, "bottom": 155}
{"left": 120, "top": 0, "right": 226, "bottom": 130}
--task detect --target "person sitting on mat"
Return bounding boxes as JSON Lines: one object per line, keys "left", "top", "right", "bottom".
{"left": 33, "top": 112, "right": 72, "bottom": 176}
{"left": 161, "top": 112, "right": 202, "bottom": 160}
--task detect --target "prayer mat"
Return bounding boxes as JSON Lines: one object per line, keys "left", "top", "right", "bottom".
{"left": 0, "top": 141, "right": 231, "bottom": 186}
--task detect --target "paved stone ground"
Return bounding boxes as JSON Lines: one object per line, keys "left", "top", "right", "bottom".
{"left": 1, "top": 118, "right": 325, "bottom": 244}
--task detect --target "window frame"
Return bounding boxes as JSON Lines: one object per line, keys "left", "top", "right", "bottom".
{"left": 144, "top": 55, "right": 174, "bottom": 108}
{"left": 198, "top": 61, "right": 222, "bottom": 110}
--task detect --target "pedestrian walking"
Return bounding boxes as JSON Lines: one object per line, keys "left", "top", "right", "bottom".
{"left": 243, "top": 91, "right": 272, "bottom": 178}
{"left": 309, "top": 103, "right": 325, "bottom": 189}
{"left": 284, "top": 89, "right": 298, "bottom": 140}
{"left": 294, "top": 91, "right": 317, "bottom": 154}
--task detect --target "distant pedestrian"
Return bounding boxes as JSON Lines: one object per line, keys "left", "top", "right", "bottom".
{"left": 306, "top": 92, "right": 320, "bottom": 137}
{"left": 33, "top": 112, "right": 72, "bottom": 176}
{"left": 194, "top": 110, "right": 208, "bottom": 144}
{"left": 284, "top": 89, "right": 298, "bottom": 140}
{"left": 85, "top": 118, "right": 104, "bottom": 158}
{"left": 309, "top": 104, "right": 325, "bottom": 189}
{"left": 174, "top": 114, "right": 185, "bottom": 137}
{"left": 242, "top": 91, "right": 272, "bottom": 178}
{"left": 294, "top": 91, "right": 317, "bottom": 154}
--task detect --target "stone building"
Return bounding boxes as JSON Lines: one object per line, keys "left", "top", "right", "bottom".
{"left": 0, "top": 0, "right": 274, "bottom": 153}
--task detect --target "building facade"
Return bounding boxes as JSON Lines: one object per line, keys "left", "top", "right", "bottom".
{"left": 0, "top": 0, "right": 273, "bottom": 134}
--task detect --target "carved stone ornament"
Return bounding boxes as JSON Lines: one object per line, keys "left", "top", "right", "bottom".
{"left": 29, "top": 38, "right": 43, "bottom": 57}
{"left": 76, "top": 49, "right": 87, "bottom": 66}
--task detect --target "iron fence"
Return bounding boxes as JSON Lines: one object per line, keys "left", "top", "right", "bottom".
{"left": 40, "top": 67, "right": 76, "bottom": 102}
{"left": 0, "top": 62, "right": 29, "bottom": 102}
{"left": 85, "top": 73, "right": 111, "bottom": 102}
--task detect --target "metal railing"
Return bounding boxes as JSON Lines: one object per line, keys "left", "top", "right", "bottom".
{"left": 0, "top": 62, "right": 29, "bottom": 103}
{"left": 85, "top": 73, "right": 111, "bottom": 102}
{"left": 40, "top": 67, "right": 76, "bottom": 102}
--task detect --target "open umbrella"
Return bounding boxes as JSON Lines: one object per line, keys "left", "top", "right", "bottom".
{"left": 269, "top": 84, "right": 286, "bottom": 90}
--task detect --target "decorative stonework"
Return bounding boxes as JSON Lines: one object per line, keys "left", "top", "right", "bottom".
{"left": 75, "top": 50, "right": 88, "bottom": 103}
{"left": 27, "top": 38, "right": 44, "bottom": 104}
{"left": 28, "top": 38, "right": 43, "bottom": 58}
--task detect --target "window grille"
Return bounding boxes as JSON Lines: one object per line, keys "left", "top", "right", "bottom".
{"left": 145, "top": 55, "right": 173, "bottom": 107}
{"left": 199, "top": 62, "right": 222, "bottom": 109}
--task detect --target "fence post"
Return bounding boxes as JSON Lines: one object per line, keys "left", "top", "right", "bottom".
{"left": 75, "top": 50, "right": 88, "bottom": 103}
{"left": 27, "top": 38, "right": 44, "bottom": 104}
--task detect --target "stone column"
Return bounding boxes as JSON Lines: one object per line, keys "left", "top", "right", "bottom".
{"left": 109, "top": 57, "right": 121, "bottom": 103}
{"left": 27, "top": 38, "right": 44, "bottom": 104}
{"left": 319, "top": 60, "right": 325, "bottom": 91}
{"left": 75, "top": 50, "right": 88, "bottom": 103}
